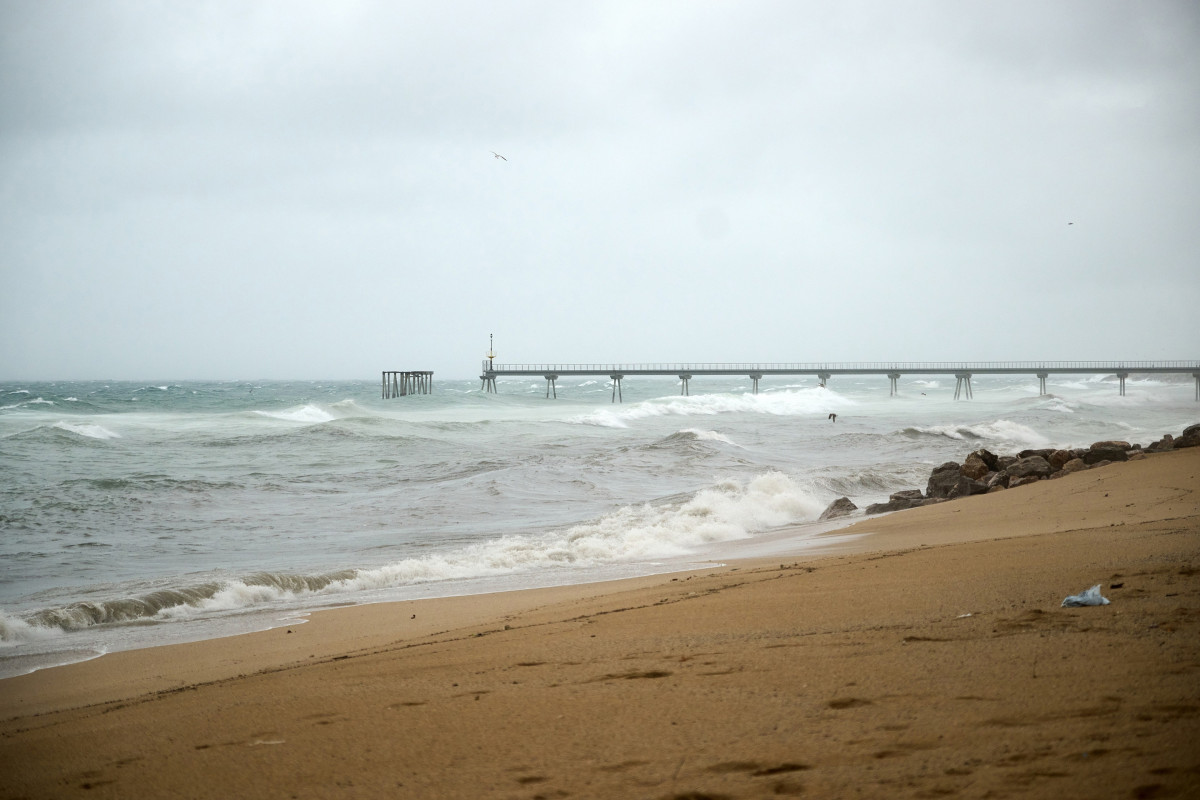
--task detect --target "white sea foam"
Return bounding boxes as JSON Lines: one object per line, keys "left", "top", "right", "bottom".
{"left": 907, "top": 419, "right": 1049, "bottom": 450}
{"left": 1038, "top": 397, "right": 1077, "bottom": 414}
{"left": 343, "top": 470, "right": 824, "bottom": 587}
{"left": 52, "top": 421, "right": 121, "bottom": 439}
{"left": 568, "top": 389, "right": 852, "bottom": 427}
{"left": 254, "top": 404, "right": 337, "bottom": 423}
{"left": 0, "top": 611, "right": 65, "bottom": 644}
{"left": 679, "top": 428, "right": 741, "bottom": 446}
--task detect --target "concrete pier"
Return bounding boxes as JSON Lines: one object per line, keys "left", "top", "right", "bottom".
{"left": 477, "top": 361, "right": 1200, "bottom": 402}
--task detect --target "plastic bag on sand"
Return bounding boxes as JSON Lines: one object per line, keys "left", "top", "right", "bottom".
{"left": 1061, "top": 584, "right": 1110, "bottom": 607}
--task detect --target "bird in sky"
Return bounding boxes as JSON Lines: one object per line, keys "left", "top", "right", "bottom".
{"left": 491, "top": 151, "right": 507, "bottom": 161}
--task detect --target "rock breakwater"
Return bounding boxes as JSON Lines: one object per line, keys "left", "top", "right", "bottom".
{"left": 818, "top": 423, "right": 1200, "bottom": 520}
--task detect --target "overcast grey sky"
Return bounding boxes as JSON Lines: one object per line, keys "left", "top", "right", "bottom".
{"left": 2, "top": 0, "right": 1197, "bottom": 380}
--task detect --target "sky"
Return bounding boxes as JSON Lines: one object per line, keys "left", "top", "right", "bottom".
{"left": 2, "top": 0, "right": 1198, "bottom": 380}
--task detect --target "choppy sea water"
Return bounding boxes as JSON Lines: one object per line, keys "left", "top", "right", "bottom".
{"left": 1, "top": 374, "right": 1195, "bottom": 677}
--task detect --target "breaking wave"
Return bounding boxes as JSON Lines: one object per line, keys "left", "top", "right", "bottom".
{"left": 899, "top": 419, "right": 1049, "bottom": 450}
{"left": 568, "top": 389, "right": 852, "bottom": 428}
{"left": 0, "top": 471, "right": 823, "bottom": 639}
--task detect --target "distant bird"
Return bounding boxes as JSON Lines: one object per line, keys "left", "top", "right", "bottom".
{"left": 1068, "top": 222, "right": 1074, "bottom": 225}
{"left": 491, "top": 151, "right": 507, "bottom": 161}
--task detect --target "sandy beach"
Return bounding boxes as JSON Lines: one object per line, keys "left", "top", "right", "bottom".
{"left": 2, "top": 448, "right": 1197, "bottom": 799}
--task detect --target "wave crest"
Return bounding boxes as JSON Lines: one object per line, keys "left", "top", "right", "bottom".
{"left": 1, "top": 473, "right": 824, "bottom": 638}
{"left": 899, "top": 419, "right": 1048, "bottom": 449}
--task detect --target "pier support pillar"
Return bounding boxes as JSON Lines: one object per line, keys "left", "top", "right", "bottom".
{"left": 384, "top": 371, "right": 434, "bottom": 398}
{"left": 1117, "top": 372, "right": 1129, "bottom": 397}
{"left": 481, "top": 374, "right": 497, "bottom": 393}
{"left": 749, "top": 373, "right": 762, "bottom": 395}
{"left": 1194, "top": 373, "right": 1199, "bottom": 402}
{"left": 818, "top": 372, "right": 831, "bottom": 388}
{"left": 1037, "top": 372, "right": 1048, "bottom": 396}
{"left": 544, "top": 374, "right": 558, "bottom": 399}
{"left": 679, "top": 374, "right": 691, "bottom": 396}
{"left": 954, "top": 373, "right": 973, "bottom": 400}
{"left": 610, "top": 374, "right": 624, "bottom": 403}
{"left": 888, "top": 373, "right": 900, "bottom": 397}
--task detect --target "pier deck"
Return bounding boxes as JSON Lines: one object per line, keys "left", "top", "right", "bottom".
{"left": 479, "top": 361, "right": 1200, "bottom": 402}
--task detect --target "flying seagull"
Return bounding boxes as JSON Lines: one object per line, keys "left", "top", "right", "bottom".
{"left": 491, "top": 151, "right": 507, "bottom": 161}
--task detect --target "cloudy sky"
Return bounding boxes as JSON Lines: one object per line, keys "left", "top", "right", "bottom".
{"left": 2, "top": 1, "right": 1197, "bottom": 380}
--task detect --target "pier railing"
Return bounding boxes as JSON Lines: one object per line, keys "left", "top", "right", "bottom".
{"left": 486, "top": 360, "right": 1200, "bottom": 373}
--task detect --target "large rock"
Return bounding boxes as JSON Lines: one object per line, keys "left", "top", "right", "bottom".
{"left": 926, "top": 462, "right": 966, "bottom": 499}
{"left": 1177, "top": 423, "right": 1200, "bottom": 448}
{"left": 1084, "top": 443, "right": 1129, "bottom": 464}
{"left": 1005, "top": 455, "right": 1053, "bottom": 481}
{"left": 1146, "top": 434, "right": 1174, "bottom": 452}
{"left": 986, "top": 471, "right": 1009, "bottom": 489}
{"left": 818, "top": 497, "right": 858, "bottom": 521}
{"left": 1048, "top": 449, "right": 1073, "bottom": 470}
{"left": 1009, "top": 474, "right": 1043, "bottom": 489}
{"left": 865, "top": 499, "right": 906, "bottom": 515}
{"left": 973, "top": 448, "right": 1000, "bottom": 471}
{"left": 947, "top": 478, "right": 988, "bottom": 499}
{"left": 864, "top": 490, "right": 926, "bottom": 515}
{"left": 961, "top": 452, "right": 991, "bottom": 480}
{"left": 1060, "top": 458, "right": 1088, "bottom": 474}
{"left": 1018, "top": 448, "right": 1056, "bottom": 461}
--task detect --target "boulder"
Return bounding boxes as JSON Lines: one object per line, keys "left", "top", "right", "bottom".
{"left": 996, "top": 455, "right": 1019, "bottom": 471}
{"left": 961, "top": 452, "right": 991, "bottom": 480}
{"left": 1146, "top": 434, "right": 1174, "bottom": 453}
{"left": 986, "top": 471, "right": 1009, "bottom": 489}
{"left": 1060, "top": 458, "right": 1088, "bottom": 474}
{"left": 946, "top": 478, "right": 988, "bottom": 499}
{"left": 926, "top": 462, "right": 967, "bottom": 499}
{"left": 864, "top": 489, "right": 926, "bottom": 515}
{"left": 1018, "top": 448, "right": 1056, "bottom": 461}
{"left": 1084, "top": 443, "right": 1129, "bottom": 464}
{"left": 1005, "top": 455, "right": 1053, "bottom": 480}
{"left": 865, "top": 499, "right": 910, "bottom": 515}
{"left": 1048, "top": 449, "right": 1073, "bottom": 471}
{"left": 1176, "top": 423, "right": 1200, "bottom": 448}
{"left": 1009, "top": 474, "right": 1043, "bottom": 489}
{"left": 818, "top": 497, "right": 858, "bottom": 521}
{"left": 972, "top": 448, "right": 1000, "bottom": 471}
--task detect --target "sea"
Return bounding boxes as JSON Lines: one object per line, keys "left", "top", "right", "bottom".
{"left": 1, "top": 373, "right": 1196, "bottom": 678}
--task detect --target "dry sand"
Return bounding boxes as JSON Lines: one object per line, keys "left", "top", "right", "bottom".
{"left": 2, "top": 448, "right": 1198, "bottom": 799}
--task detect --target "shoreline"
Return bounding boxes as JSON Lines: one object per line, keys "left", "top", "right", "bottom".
{"left": 2, "top": 448, "right": 1197, "bottom": 798}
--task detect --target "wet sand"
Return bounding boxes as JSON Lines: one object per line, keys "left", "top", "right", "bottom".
{"left": 2, "top": 448, "right": 1198, "bottom": 799}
